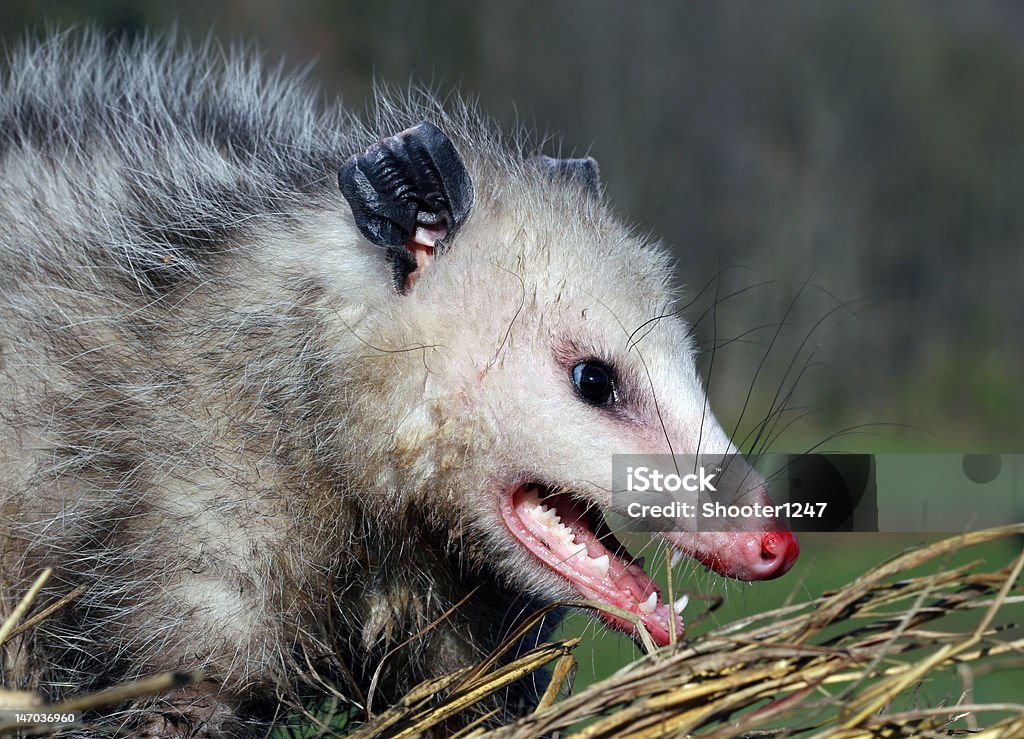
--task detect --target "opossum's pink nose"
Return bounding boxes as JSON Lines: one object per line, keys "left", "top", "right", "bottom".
{"left": 753, "top": 531, "right": 800, "bottom": 579}
{"left": 664, "top": 528, "right": 800, "bottom": 581}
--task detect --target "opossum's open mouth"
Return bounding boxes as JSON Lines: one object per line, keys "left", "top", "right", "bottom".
{"left": 500, "top": 483, "right": 684, "bottom": 646}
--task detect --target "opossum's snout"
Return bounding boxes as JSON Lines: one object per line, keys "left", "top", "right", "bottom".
{"left": 499, "top": 482, "right": 685, "bottom": 645}
{"left": 663, "top": 527, "right": 800, "bottom": 582}
{"left": 496, "top": 480, "right": 797, "bottom": 647}
{"left": 659, "top": 469, "right": 800, "bottom": 583}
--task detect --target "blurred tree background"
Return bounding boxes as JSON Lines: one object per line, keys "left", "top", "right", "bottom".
{"left": 2, "top": 0, "right": 1021, "bottom": 451}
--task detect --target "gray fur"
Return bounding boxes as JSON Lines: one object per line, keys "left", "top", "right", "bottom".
{"left": 0, "top": 29, "right": 752, "bottom": 738}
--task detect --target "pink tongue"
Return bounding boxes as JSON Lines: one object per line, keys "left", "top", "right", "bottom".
{"left": 502, "top": 486, "right": 683, "bottom": 646}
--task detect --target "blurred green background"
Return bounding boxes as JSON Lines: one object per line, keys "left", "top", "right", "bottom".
{"left": 2, "top": 0, "right": 1021, "bottom": 727}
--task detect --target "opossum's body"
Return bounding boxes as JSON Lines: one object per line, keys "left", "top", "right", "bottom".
{"left": 0, "top": 33, "right": 797, "bottom": 736}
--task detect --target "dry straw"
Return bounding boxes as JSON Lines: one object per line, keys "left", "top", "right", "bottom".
{"left": 353, "top": 525, "right": 1024, "bottom": 738}
{"left": 2, "top": 525, "right": 1022, "bottom": 737}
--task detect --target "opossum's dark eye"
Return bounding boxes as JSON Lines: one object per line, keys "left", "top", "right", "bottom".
{"left": 572, "top": 361, "right": 616, "bottom": 406}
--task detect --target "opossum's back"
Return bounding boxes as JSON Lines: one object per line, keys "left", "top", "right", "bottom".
{"left": 0, "top": 30, "right": 341, "bottom": 499}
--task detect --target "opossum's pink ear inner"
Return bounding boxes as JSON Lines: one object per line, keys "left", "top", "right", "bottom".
{"left": 532, "top": 155, "right": 601, "bottom": 198}
{"left": 339, "top": 121, "right": 474, "bottom": 293}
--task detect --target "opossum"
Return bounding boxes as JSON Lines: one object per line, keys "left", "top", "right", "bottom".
{"left": 0, "top": 32, "right": 798, "bottom": 737}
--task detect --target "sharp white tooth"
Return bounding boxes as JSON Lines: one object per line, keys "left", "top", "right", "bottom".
{"left": 590, "top": 554, "right": 610, "bottom": 576}
{"left": 638, "top": 592, "right": 658, "bottom": 615}
{"left": 554, "top": 528, "right": 574, "bottom": 546}
{"left": 670, "top": 548, "right": 684, "bottom": 568}
{"left": 570, "top": 542, "right": 587, "bottom": 557}
{"left": 673, "top": 595, "right": 689, "bottom": 614}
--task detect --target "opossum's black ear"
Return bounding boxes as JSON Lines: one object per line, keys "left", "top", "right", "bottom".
{"left": 339, "top": 122, "right": 474, "bottom": 250}
{"left": 533, "top": 155, "right": 601, "bottom": 198}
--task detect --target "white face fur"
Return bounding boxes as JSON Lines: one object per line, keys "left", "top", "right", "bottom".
{"left": 349, "top": 155, "right": 797, "bottom": 645}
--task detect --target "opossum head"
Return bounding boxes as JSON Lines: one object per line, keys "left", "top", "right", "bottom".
{"left": 339, "top": 122, "right": 798, "bottom": 647}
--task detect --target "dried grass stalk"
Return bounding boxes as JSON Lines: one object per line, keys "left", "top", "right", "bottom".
{"left": 357, "top": 525, "right": 1024, "bottom": 738}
